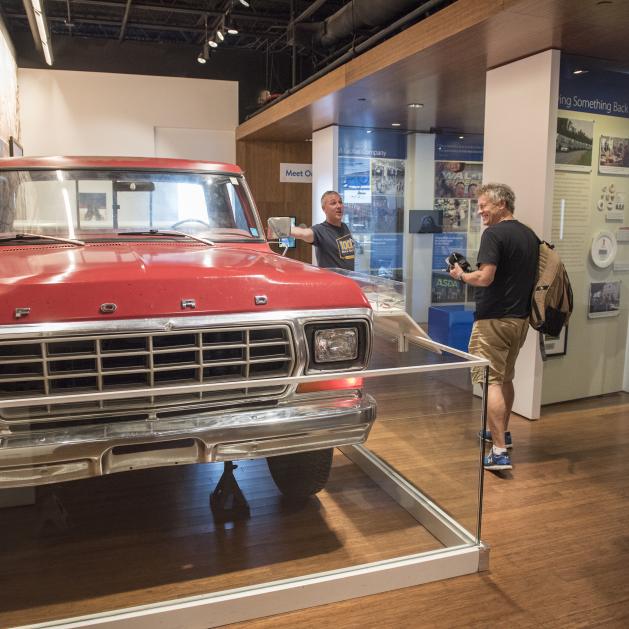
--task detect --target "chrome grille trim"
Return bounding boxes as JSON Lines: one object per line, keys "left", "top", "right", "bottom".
{"left": 0, "top": 324, "right": 295, "bottom": 424}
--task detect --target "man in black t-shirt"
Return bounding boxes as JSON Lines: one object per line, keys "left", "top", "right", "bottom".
{"left": 448, "top": 183, "right": 538, "bottom": 472}
{"left": 291, "top": 191, "right": 355, "bottom": 271}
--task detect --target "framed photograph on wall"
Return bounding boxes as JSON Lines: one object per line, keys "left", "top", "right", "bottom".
{"left": 555, "top": 117, "right": 593, "bottom": 172}
{"left": 9, "top": 136, "right": 23, "bottom": 157}
{"left": 543, "top": 326, "right": 568, "bottom": 356}
{"left": 588, "top": 280, "right": 621, "bottom": 318}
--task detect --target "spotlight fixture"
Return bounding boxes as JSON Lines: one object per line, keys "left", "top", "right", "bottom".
{"left": 391, "top": 122, "right": 401, "bottom": 127}
{"left": 29, "top": 0, "right": 54, "bottom": 66}
{"left": 225, "top": 13, "right": 239, "bottom": 35}
{"left": 238, "top": 0, "right": 250, "bottom": 7}
{"left": 458, "top": 135, "right": 465, "bottom": 139}
{"left": 197, "top": 42, "right": 209, "bottom": 64}
{"left": 407, "top": 103, "right": 424, "bottom": 109}
{"left": 209, "top": 39, "right": 218, "bottom": 48}
{"left": 573, "top": 69, "right": 589, "bottom": 75}
{"left": 216, "top": 29, "right": 225, "bottom": 42}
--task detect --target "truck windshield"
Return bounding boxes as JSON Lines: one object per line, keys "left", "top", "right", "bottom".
{"left": 0, "top": 169, "right": 263, "bottom": 242}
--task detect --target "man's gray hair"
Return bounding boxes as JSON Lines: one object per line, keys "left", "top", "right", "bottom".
{"left": 320, "top": 190, "right": 340, "bottom": 208}
{"left": 477, "top": 183, "right": 516, "bottom": 213}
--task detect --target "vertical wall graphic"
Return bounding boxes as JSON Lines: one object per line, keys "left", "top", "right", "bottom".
{"left": 338, "top": 127, "right": 407, "bottom": 280}
{"left": 430, "top": 134, "right": 483, "bottom": 304}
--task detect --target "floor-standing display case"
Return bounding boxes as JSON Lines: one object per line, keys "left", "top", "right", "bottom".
{"left": 0, "top": 278, "right": 489, "bottom": 629}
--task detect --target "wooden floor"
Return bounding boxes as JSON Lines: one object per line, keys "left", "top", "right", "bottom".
{"left": 1, "top": 364, "right": 628, "bottom": 627}
{"left": 232, "top": 392, "right": 629, "bottom": 629}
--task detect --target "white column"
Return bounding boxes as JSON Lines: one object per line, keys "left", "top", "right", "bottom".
{"left": 406, "top": 133, "right": 436, "bottom": 322}
{"left": 483, "top": 49, "right": 560, "bottom": 419}
{"left": 311, "top": 127, "right": 339, "bottom": 265}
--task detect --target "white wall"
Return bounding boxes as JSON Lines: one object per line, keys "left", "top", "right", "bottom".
{"left": 18, "top": 69, "right": 237, "bottom": 161}
{"left": 483, "top": 49, "right": 561, "bottom": 419}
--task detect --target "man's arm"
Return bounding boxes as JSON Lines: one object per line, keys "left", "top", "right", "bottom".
{"left": 291, "top": 225, "right": 315, "bottom": 244}
{"left": 449, "top": 262, "right": 496, "bottom": 287}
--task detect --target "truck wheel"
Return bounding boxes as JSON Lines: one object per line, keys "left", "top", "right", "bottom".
{"left": 266, "top": 448, "right": 334, "bottom": 500}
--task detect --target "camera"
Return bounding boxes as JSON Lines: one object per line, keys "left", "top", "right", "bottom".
{"left": 445, "top": 251, "right": 472, "bottom": 273}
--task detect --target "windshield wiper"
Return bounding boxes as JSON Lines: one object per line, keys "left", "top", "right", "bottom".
{"left": 117, "top": 229, "right": 215, "bottom": 246}
{"left": 0, "top": 232, "right": 85, "bottom": 246}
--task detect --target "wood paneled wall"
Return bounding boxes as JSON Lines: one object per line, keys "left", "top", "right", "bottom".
{"left": 237, "top": 140, "right": 312, "bottom": 263}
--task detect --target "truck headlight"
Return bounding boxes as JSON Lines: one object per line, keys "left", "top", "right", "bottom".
{"left": 314, "top": 328, "right": 358, "bottom": 363}
{"left": 304, "top": 320, "right": 370, "bottom": 372}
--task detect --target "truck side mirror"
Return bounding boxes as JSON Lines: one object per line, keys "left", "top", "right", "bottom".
{"left": 267, "top": 216, "right": 293, "bottom": 239}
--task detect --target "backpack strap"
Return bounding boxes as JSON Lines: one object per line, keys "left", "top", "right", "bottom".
{"left": 538, "top": 330, "right": 547, "bottom": 361}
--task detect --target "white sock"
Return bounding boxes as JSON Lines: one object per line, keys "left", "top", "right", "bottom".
{"left": 492, "top": 445, "right": 507, "bottom": 456}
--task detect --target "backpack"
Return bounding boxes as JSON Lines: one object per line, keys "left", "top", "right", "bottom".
{"left": 529, "top": 240, "right": 573, "bottom": 357}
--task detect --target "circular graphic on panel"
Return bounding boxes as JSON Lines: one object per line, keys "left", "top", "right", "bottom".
{"left": 590, "top": 230, "right": 617, "bottom": 269}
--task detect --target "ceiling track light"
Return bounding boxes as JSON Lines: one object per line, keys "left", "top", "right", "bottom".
{"left": 238, "top": 0, "right": 250, "bottom": 7}
{"left": 197, "top": 14, "right": 209, "bottom": 63}
{"left": 216, "top": 29, "right": 225, "bottom": 42}
{"left": 29, "top": 0, "right": 54, "bottom": 66}
{"left": 209, "top": 39, "right": 218, "bottom": 48}
{"left": 197, "top": 42, "right": 209, "bottom": 64}
{"left": 225, "top": 12, "right": 238, "bottom": 35}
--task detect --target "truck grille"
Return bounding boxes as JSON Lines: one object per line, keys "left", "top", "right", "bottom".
{"left": 0, "top": 325, "right": 295, "bottom": 424}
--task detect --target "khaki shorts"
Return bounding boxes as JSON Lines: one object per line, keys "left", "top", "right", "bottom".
{"left": 468, "top": 317, "right": 529, "bottom": 385}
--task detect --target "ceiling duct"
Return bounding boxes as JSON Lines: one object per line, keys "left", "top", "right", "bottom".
{"left": 317, "top": 0, "right": 421, "bottom": 48}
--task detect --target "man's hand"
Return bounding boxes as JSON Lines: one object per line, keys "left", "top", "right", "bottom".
{"left": 448, "top": 262, "right": 465, "bottom": 281}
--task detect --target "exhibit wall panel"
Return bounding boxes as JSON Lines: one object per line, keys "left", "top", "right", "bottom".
{"left": 18, "top": 69, "right": 237, "bottom": 157}
{"left": 0, "top": 16, "right": 19, "bottom": 146}
{"left": 483, "top": 49, "right": 560, "bottom": 419}
{"left": 236, "top": 139, "right": 312, "bottom": 263}
{"left": 543, "top": 108, "right": 629, "bottom": 404}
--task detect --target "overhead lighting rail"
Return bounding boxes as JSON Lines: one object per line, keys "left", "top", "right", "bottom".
{"left": 196, "top": 0, "right": 246, "bottom": 64}
{"left": 26, "top": 0, "right": 54, "bottom": 66}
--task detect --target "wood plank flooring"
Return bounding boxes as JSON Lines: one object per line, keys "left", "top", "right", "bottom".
{"left": 1, "top": 352, "right": 628, "bottom": 628}
{"left": 231, "top": 392, "right": 629, "bottom": 629}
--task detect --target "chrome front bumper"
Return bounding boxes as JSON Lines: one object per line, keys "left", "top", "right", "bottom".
{"left": 0, "top": 394, "right": 376, "bottom": 488}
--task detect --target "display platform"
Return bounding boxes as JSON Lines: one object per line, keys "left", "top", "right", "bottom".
{"left": 1, "top": 329, "right": 489, "bottom": 629}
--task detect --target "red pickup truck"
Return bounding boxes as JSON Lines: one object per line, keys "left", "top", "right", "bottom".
{"left": 0, "top": 157, "right": 376, "bottom": 500}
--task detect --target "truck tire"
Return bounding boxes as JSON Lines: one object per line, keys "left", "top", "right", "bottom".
{"left": 266, "top": 448, "right": 334, "bottom": 500}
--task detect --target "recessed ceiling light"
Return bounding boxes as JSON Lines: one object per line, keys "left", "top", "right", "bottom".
{"left": 391, "top": 123, "right": 401, "bottom": 127}
{"left": 573, "top": 69, "right": 589, "bottom": 75}
{"left": 408, "top": 103, "right": 424, "bottom": 109}
{"left": 366, "top": 129, "right": 373, "bottom": 134}
{"left": 458, "top": 135, "right": 465, "bottom": 139}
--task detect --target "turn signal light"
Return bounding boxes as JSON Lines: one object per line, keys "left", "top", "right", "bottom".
{"left": 297, "top": 377, "right": 363, "bottom": 393}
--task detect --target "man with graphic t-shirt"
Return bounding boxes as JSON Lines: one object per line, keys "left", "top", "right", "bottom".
{"left": 448, "top": 183, "right": 538, "bottom": 472}
{"left": 291, "top": 191, "right": 355, "bottom": 271}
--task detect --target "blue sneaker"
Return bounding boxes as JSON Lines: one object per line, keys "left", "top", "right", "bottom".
{"left": 483, "top": 451, "right": 512, "bottom": 470}
{"left": 479, "top": 430, "right": 512, "bottom": 449}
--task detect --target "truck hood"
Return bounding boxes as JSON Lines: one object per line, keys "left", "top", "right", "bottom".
{"left": 0, "top": 242, "right": 370, "bottom": 325}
